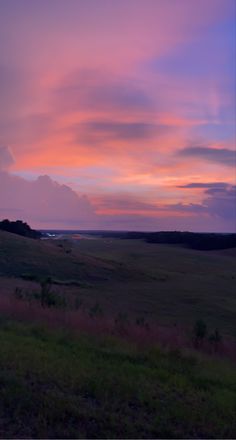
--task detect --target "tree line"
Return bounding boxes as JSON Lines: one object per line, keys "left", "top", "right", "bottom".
{"left": 0, "top": 219, "right": 41, "bottom": 239}
{"left": 97, "top": 230, "right": 236, "bottom": 250}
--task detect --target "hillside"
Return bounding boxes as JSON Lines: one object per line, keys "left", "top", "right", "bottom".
{"left": 0, "top": 318, "right": 235, "bottom": 439}
{"left": 0, "top": 230, "right": 236, "bottom": 337}
{"left": 71, "top": 236, "right": 236, "bottom": 336}
{"left": 0, "top": 231, "right": 235, "bottom": 439}
{"left": 0, "top": 230, "right": 139, "bottom": 283}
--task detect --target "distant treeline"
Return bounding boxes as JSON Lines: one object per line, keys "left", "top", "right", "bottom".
{"left": 97, "top": 231, "right": 236, "bottom": 250}
{"left": 0, "top": 219, "right": 41, "bottom": 239}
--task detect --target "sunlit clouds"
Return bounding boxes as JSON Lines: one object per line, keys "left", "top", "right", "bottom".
{"left": 0, "top": 0, "right": 235, "bottom": 231}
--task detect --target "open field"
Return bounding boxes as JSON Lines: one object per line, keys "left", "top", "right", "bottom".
{"left": 0, "top": 318, "right": 235, "bottom": 439}
{"left": 0, "top": 230, "right": 236, "bottom": 438}
{"left": 0, "top": 231, "right": 236, "bottom": 337}
{"left": 70, "top": 237, "right": 236, "bottom": 336}
{"left": 0, "top": 230, "right": 136, "bottom": 283}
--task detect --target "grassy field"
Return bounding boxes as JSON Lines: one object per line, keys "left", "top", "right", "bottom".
{"left": 0, "top": 231, "right": 236, "bottom": 438}
{"left": 66, "top": 235, "right": 236, "bottom": 336}
{"left": 0, "top": 230, "right": 135, "bottom": 282}
{"left": 0, "top": 318, "right": 235, "bottom": 439}
{"left": 0, "top": 230, "right": 235, "bottom": 337}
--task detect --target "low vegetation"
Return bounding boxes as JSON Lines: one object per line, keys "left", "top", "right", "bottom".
{"left": 2, "top": 286, "right": 234, "bottom": 361}
{"left": 0, "top": 227, "right": 235, "bottom": 438}
{"left": 1, "top": 229, "right": 236, "bottom": 336}
{"left": 0, "top": 318, "right": 235, "bottom": 438}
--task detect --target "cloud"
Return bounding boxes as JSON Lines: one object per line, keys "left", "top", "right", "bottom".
{"left": 0, "top": 64, "right": 51, "bottom": 152}
{"left": 0, "top": 146, "right": 14, "bottom": 170}
{"left": 205, "top": 186, "right": 234, "bottom": 195}
{"left": 178, "top": 146, "right": 236, "bottom": 167}
{"left": 203, "top": 185, "right": 236, "bottom": 219}
{"left": 99, "top": 184, "right": 236, "bottom": 228}
{"left": 0, "top": 171, "right": 96, "bottom": 227}
{"left": 95, "top": 183, "right": 236, "bottom": 226}
{"left": 177, "top": 182, "right": 228, "bottom": 189}
{"left": 53, "top": 70, "right": 154, "bottom": 115}
{"left": 170, "top": 202, "right": 207, "bottom": 214}
{"left": 95, "top": 211, "right": 232, "bottom": 233}
{"left": 0, "top": 65, "right": 33, "bottom": 120}
{"left": 173, "top": 183, "right": 236, "bottom": 223}
{"left": 0, "top": 113, "right": 54, "bottom": 148}
{"left": 74, "top": 120, "right": 164, "bottom": 146}
{"left": 96, "top": 195, "right": 160, "bottom": 213}
{"left": 0, "top": 166, "right": 235, "bottom": 231}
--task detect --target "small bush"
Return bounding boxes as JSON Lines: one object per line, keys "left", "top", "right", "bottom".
{"left": 209, "top": 329, "right": 222, "bottom": 351}
{"left": 40, "top": 277, "right": 52, "bottom": 307}
{"left": 115, "top": 313, "right": 129, "bottom": 334}
{"left": 135, "top": 316, "right": 149, "bottom": 330}
{"left": 14, "top": 287, "right": 24, "bottom": 299}
{"left": 193, "top": 319, "right": 207, "bottom": 347}
{"left": 74, "top": 296, "right": 83, "bottom": 310}
{"left": 15, "top": 277, "right": 67, "bottom": 309}
{"left": 89, "top": 302, "right": 103, "bottom": 318}
{"left": 44, "top": 291, "right": 67, "bottom": 308}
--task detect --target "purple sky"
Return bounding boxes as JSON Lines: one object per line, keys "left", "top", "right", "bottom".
{"left": 0, "top": 0, "right": 235, "bottom": 231}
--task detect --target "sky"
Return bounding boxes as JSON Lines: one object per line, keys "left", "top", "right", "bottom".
{"left": 0, "top": 0, "right": 235, "bottom": 231}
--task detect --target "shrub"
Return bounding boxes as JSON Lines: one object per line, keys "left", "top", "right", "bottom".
{"left": 13, "top": 277, "right": 67, "bottom": 309}
{"left": 193, "top": 319, "right": 207, "bottom": 347}
{"left": 89, "top": 302, "right": 103, "bottom": 318}
{"left": 209, "top": 329, "right": 222, "bottom": 351}
{"left": 14, "top": 287, "right": 24, "bottom": 299}
{"left": 35, "top": 277, "right": 66, "bottom": 309}
{"left": 40, "top": 277, "right": 52, "bottom": 308}
{"left": 115, "top": 312, "right": 129, "bottom": 334}
{"left": 135, "top": 316, "right": 149, "bottom": 330}
{"left": 74, "top": 296, "right": 83, "bottom": 310}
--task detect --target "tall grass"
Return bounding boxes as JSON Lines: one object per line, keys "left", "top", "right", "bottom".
{"left": 0, "top": 294, "right": 235, "bottom": 361}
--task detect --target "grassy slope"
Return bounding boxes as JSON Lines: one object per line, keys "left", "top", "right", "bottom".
{"left": 0, "top": 231, "right": 235, "bottom": 336}
{"left": 71, "top": 238, "right": 236, "bottom": 336}
{"left": 0, "top": 230, "right": 140, "bottom": 283}
{"left": 0, "top": 319, "right": 235, "bottom": 439}
{"left": 0, "top": 233, "right": 235, "bottom": 438}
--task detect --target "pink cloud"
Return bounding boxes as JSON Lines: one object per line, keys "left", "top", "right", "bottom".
{"left": 0, "top": 170, "right": 96, "bottom": 228}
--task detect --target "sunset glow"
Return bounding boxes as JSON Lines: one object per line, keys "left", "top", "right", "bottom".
{"left": 0, "top": 0, "right": 235, "bottom": 231}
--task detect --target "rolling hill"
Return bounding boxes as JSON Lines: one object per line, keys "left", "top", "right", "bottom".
{"left": 0, "top": 230, "right": 235, "bottom": 336}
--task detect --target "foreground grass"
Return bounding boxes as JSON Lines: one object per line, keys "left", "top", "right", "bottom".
{"left": 0, "top": 319, "right": 235, "bottom": 438}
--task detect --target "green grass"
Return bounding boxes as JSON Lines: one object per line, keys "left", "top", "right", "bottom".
{"left": 1, "top": 231, "right": 235, "bottom": 438}
{"left": 0, "top": 231, "right": 236, "bottom": 337}
{"left": 70, "top": 237, "right": 236, "bottom": 336}
{"left": 0, "top": 230, "right": 141, "bottom": 283}
{"left": 0, "top": 318, "right": 235, "bottom": 438}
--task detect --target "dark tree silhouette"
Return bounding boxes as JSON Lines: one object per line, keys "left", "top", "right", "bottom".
{"left": 0, "top": 219, "right": 41, "bottom": 239}
{"left": 96, "top": 230, "right": 236, "bottom": 250}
